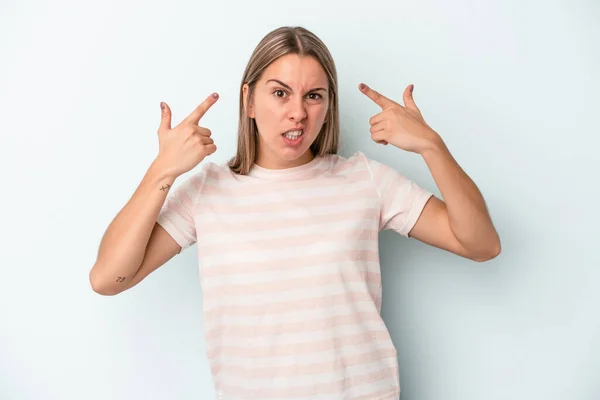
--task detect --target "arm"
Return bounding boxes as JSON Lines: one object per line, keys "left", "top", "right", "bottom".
{"left": 359, "top": 82, "right": 501, "bottom": 262}
{"left": 89, "top": 158, "right": 181, "bottom": 295}
{"left": 89, "top": 94, "right": 219, "bottom": 295}
{"left": 408, "top": 141, "right": 501, "bottom": 262}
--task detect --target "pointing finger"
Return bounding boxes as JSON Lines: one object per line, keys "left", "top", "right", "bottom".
{"left": 359, "top": 83, "right": 399, "bottom": 110}
{"left": 185, "top": 92, "right": 219, "bottom": 125}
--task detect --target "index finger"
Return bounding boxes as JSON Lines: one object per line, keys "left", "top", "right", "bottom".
{"left": 185, "top": 92, "right": 219, "bottom": 125}
{"left": 359, "top": 83, "right": 398, "bottom": 110}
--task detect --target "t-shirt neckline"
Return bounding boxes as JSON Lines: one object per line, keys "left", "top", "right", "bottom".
{"left": 248, "top": 155, "right": 325, "bottom": 181}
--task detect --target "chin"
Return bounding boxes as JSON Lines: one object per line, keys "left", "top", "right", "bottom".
{"left": 279, "top": 146, "right": 311, "bottom": 158}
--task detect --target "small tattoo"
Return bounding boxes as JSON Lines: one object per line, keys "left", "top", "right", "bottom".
{"left": 159, "top": 183, "right": 172, "bottom": 191}
{"left": 116, "top": 276, "right": 126, "bottom": 283}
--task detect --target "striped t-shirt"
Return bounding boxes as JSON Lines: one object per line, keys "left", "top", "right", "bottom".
{"left": 157, "top": 151, "right": 433, "bottom": 400}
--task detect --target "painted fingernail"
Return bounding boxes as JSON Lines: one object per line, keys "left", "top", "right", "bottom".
{"left": 212, "top": 93, "right": 219, "bottom": 99}
{"left": 359, "top": 83, "right": 366, "bottom": 90}
{"left": 410, "top": 85, "right": 414, "bottom": 93}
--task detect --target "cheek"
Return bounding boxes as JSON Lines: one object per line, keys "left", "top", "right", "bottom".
{"left": 254, "top": 104, "right": 282, "bottom": 132}
{"left": 309, "top": 104, "right": 329, "bottom": 127}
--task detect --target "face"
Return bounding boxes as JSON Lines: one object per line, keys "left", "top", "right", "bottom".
{"left": 244, "top": 54, "right": 330, "bottom": 169}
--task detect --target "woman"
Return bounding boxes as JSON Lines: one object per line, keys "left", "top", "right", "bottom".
{"left": 90, "top": 26, "right": 500, "bottom": 399}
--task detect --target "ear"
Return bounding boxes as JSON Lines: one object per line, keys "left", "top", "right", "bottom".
{"left": 242, "top": 83, "right": 255, "bottom": 118}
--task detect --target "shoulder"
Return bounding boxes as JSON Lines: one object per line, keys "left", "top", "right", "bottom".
{"left": 170, "top": 161, "right": 228, "bottom": 196}
{"left": 188, "top": 160, "right": 236, "bottom": 183}
{"left": 324, "top": 151, "right": 393, "bottom": 178}
{"left": 323, "top": 151, "right": 372, "bottom": 173}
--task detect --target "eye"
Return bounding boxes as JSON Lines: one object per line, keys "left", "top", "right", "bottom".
{"left": 274, "top": 89, "right": 286, "bottom": 98}
{"left": 307, "top": 93, "right": 323, "bottom": 100}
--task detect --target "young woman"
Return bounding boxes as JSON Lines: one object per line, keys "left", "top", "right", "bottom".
{"left": 90, "top": 26, "right": 500, "bottom": 399}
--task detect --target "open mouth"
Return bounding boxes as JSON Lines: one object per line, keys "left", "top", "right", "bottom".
{"left": 281, "top": 129, "right": 305, "bottom": 146}
{"left": 282, "top": 129, "right": 304, "bottom": 140}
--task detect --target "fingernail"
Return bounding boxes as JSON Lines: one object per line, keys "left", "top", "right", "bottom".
{"left": 212, "top": 93, "right": 219, "bottom": 99}
{"left": 160, "top": 102, "right": 165, "bottom": 111}
{"left": 410, "top": 85, "right": 414, "bottom": 93}
{"left": 359, "top": 83, "right": 366, "bottom": 90}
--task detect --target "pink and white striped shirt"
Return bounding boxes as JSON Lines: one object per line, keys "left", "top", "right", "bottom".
{"left": 157, "top": 151, "right": 433, "bottom": 400}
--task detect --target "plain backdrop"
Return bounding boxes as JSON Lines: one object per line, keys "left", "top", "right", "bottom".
{"left": 1, "top": 0, "right": 599, "bottom": 399}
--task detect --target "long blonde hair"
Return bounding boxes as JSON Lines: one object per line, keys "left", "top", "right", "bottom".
{"left": 227, "top": 26, "right": 340, "bottom": 175}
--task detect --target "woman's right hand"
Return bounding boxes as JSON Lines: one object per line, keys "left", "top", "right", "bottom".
{"left": 155, "top": 93, "right": 219, "bottom": 179}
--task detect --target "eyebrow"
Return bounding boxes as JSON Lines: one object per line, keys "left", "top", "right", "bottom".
{"left": 266, "top": 79, "right": 327, "bottom": 93}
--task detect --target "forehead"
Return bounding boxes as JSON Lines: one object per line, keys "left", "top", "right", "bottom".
{"left": 261, "top": 54, "right": 328, "bottom": 88}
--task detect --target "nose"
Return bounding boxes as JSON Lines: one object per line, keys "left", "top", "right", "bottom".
{"left": 288, "top": 96, "right": 307, "bottom": 122}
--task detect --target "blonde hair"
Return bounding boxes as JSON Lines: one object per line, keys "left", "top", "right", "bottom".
{"left": 227, "top": 26, "right": 340, "bottom": 175}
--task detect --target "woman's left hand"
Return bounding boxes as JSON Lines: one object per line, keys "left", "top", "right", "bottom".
{"left": 359, "top": 83, "right": 442, "bottom": 154}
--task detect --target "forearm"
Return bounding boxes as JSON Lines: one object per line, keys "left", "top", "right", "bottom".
{"left": 421, "top": 138, "right": 500, "bottom": 256}
{"left": 89, "top": 158, "right": 176, "bottom": 293}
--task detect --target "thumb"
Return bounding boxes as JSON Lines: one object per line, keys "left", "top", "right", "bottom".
{"left": 403, "top": 84, "right": 420, "bottom": 112}
{"left": 159, "top": 102, "right": 172, "bottom": 131}
{"left": 404, "top": 84, "right": 420, "bottom": 112}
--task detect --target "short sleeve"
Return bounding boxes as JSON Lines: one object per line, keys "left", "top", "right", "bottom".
{"left": 156, "top": 175, "right": 199, "bottom": 250}
{"left": 364, "top": 154, "right": 434, "bottom": 237}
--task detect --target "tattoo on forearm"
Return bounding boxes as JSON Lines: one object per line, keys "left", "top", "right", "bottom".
{"left": 159, "top": 184, "right": 171, "bottom": 191}
{"left": 116, "top": 276, "right": 126, "bottom": 283}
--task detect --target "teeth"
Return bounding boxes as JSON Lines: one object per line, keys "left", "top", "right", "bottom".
{"left": 284, "top": 130, "right": 303, "bottom": 139}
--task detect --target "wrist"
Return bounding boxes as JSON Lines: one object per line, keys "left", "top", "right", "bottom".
{"left": 148, "top": 157, "right": 178, "bottom": 184}
{"left": 419, "top": 131, "right": 447, "bottom": 158}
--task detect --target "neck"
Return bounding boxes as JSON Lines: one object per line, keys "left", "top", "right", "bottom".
{"left": 255, "top": 148, "right": 315, "bottom": 170}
